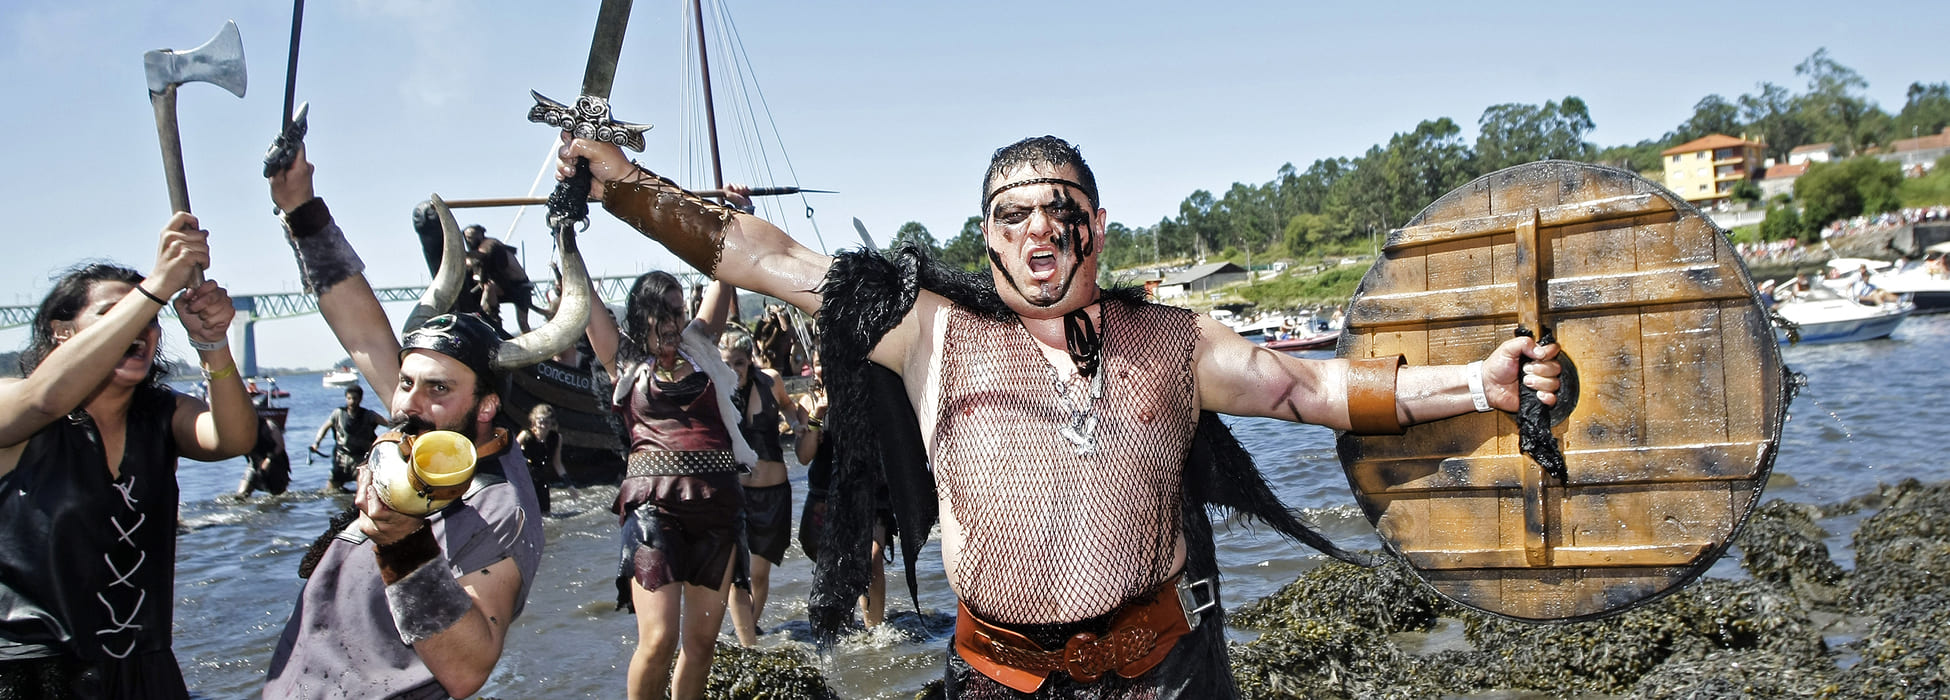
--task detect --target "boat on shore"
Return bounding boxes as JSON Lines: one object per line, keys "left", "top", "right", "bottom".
{"left": 1773, "top": 284, "right": 1912, "bottom": 344}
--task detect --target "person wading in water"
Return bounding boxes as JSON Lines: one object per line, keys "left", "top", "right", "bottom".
{"left": 556, "top": 133, "right": 1561, "bottom": 698}
{"left": 0, "top": 215, "right": 256, "bottom": 698}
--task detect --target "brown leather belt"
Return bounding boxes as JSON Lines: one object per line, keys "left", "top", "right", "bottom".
{"left": 953, "top": 575, "right": 1216, "bottom": 693}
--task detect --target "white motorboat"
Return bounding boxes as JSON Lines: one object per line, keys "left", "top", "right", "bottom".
{"left": 321, "top": 366, "right": 360, "bottom": 388}
{"left": 1867, "top": 267, "right": 1950, "bottom": 315}
{"left": 1773, "top": 284, "right": 1912, "bottom": 344}
{"left": 1818, "top": 257, "right": 1950, "bottom": 315}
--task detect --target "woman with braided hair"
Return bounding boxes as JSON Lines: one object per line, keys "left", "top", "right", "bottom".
{"left": 585, "top": 268, "right": 751, "bottom": 700}
{"left": 0, "top": 214, "right": 256, "bottom": 698}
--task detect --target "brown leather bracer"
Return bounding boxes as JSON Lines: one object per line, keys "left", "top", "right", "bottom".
{"left": 602, "top": 174, "right": 736, "bottom": 277}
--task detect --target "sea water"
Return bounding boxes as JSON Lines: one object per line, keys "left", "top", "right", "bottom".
{"left": 168, "top": 314, "right": 1950, "bottom": 698}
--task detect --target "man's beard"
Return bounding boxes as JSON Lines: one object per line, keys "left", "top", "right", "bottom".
{"left": 389, "top": 399, "right": 480, "bottom": 436}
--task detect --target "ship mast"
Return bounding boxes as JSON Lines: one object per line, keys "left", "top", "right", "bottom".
{"left": 691, "top": 0, "right": 725, "bottom": 193}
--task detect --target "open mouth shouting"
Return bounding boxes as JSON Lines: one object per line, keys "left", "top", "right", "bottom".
{"left": 1026, "top": 246, "right": 1061, "bottom": 282}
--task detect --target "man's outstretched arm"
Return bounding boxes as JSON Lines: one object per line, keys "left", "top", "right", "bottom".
{"left": 557, "top": 136, "right": 832, "bottom": 317}
{"left": 1194, "top": 315, "right": 1560, "bottom": 431}
{"left": 269, "top": 146, "right": 403, "bottom": 407}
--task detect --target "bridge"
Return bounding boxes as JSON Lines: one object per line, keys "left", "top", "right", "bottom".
{"left": 0, "top": 272, "right": 709, "bottom": 376}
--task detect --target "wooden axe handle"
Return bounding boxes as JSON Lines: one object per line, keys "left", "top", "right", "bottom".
{"left": 149, "top": 84, "right": 204, "bottom": 289}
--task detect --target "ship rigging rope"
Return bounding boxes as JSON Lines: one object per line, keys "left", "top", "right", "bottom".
{"left": 684, "top": 0, "right": 830, "bottom": 255}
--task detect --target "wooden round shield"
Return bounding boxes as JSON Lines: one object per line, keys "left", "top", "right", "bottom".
{"left": 1336, "top": 160, "right": 1789, "bottom": 622}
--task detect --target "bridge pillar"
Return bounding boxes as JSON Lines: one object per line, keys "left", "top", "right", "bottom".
{"left": 240, "top": 318, "right": 259, "bottom": 378}
{"left": 231, "top": 296, "right": 259, "bottom": 378}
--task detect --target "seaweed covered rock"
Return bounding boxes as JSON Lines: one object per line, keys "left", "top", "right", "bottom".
{"left": 1834, "top": 591, "right": 1950, "bottom": 699}
{"left": 1737, "top": 499, "right": 1848, "bottom": 607}
{"left": 1848, "top": 479, "right": 1950, "bottom": 615}
{"left": 1460, "top": 578, "right": 1825, "bottom": 695}
{"left": 1228, "top": 552, "right": 1448, "bottom": 634}
{"left": 703, "top": 642, "right": 841, "bottom": 700}
{"left": 1230, "top": 617, "right": 1482, "bottom": 700}
{"left": 1836, "top": 480, "right": 1950, "bottom": 699}
{"left": 1659, "top": 578, "right": 1828, "bottom": 660}
{"left": 1460, "top": 605, "right": 1687, "bottom": 694}
{"left": 1629, "top": 648, "right": 1841, "bottom": 699}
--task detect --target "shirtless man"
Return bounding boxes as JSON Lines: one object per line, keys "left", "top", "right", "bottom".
{"left": 557, "top": 134, "right": 1560, "bottom": 697}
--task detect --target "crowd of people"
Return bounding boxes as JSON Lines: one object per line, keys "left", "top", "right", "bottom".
{"left": 0, "top": 131, "right": 1561, "bottom": 699}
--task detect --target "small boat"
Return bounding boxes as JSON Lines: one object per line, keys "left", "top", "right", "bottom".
{"left": 1263, "top": 330, "right": 1339, "bottom": 351}
{"left": 322, "top": 366, "right": 360, "bottom": 388}
{"left": 245, "top": 377, "right": 291, "bottom": 399}
{"left": 1773, "top": 284, "right": 1912, "bottom": 344}
{"left": 244, "top": 378, "right": 289, "bottom": 430}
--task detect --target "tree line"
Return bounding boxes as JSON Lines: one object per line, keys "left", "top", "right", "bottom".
{"left": 883, "top": 49, "right": 1948, "bottom": 273}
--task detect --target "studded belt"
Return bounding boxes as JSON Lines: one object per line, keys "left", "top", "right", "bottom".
{"left": 625, "top": 449, "right": 742, "bottom": 477}
{"left": 952, "top": 574, "right": 1218, "bottom": 693}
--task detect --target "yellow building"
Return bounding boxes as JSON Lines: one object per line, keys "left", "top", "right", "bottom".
{"left": 1661, "top": 134, "right": 1767, "bottom": 207}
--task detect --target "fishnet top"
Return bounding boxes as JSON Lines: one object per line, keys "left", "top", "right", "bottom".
{"left": 934, "top": 299, "right": 1200, "bottom": 625}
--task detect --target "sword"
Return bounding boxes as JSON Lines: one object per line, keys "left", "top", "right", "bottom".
{"left": 440, "top": 187, "right": 833, "bottom": 209}
{"left": 852, "top": 217, "right": 878, "bottom": 250}
{"left": 263, "top": 0, "right": 308, "bottom": 177}
{"left": 529, "top": 0, "right": 650, "bottom": 229}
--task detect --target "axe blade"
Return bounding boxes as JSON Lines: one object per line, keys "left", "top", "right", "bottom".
{"left": 144, "top": 20, "right": 247, "bottom": 97}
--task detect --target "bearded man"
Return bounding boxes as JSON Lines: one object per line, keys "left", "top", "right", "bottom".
{"left": 258, "top": 148, "right": 555, "bottom": 699}
{"left": 557, "top": 134, "right": 1561, "bottom": 698}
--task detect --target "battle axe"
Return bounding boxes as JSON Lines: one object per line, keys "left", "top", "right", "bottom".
{"left": 144, "top": 20, "right": 247, "bottom": 284}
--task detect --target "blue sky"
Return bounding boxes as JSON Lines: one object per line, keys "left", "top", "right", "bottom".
{"left": 0, "top": 0, "right": 1938, "bottom": 370}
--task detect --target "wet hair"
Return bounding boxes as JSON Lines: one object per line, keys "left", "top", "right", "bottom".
{"left": 619, "top": 270, "right": 685, "bottom": 368}
{"left": 717, "top": 325, "right": 754, "bottom": 356}
{"left": 19, "top": 263, "right": 170, "bottom": 386}
{"left": 463, "top": 224, "right": 486, "bottom": 237}
{"left": 980, "top": 136, "right": 1099, "bottom": 214}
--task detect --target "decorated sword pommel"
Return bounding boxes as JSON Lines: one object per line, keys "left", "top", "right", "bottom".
{"left": 263, "top": 101, "right": 310, "bottom": 177}
{"left": 528, "top": 91, "right": 651, "bottom": 152}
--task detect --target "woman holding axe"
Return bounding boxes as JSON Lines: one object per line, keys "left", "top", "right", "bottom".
{"left": 0, "top": 214, "right": 256, "bottom": 698}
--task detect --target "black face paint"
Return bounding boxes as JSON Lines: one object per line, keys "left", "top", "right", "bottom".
{"left": 985, "top": 183, "right": 1098, "bottom": 309}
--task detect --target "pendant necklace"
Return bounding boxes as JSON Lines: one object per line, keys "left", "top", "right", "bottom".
{"left": 1051, "top": 302, "right": 1106, "bottom": 455}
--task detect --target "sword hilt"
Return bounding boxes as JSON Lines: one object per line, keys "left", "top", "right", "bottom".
{"left": 548, "top": 158, "right": 595, "bottom": 229}
{"left": 263, "top": 103, "right": 310, "bottom": 178}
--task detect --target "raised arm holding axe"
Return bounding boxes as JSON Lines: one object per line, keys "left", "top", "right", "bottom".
{"left": 143, "top": 20, "right": 246, "bottom": 290}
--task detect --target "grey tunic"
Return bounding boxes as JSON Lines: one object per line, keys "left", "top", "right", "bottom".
{"left": 262, "top": 446, "right": 542, "bottom": 699}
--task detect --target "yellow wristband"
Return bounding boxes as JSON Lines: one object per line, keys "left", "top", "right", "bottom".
{"left": 205, "top": 363, "right": 239, "bottom": 381}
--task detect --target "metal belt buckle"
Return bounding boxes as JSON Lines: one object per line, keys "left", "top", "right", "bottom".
{"left": 1175, "top": 577, "right": 1217, "bottom": 630}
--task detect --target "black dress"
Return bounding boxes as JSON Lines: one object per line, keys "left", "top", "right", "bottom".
{"left": 0, "top": 386, "right": 190, "bottom": 699}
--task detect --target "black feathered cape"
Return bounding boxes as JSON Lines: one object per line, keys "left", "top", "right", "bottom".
{"left": 806, "top": 244, "right": 1371, "bottom": 638}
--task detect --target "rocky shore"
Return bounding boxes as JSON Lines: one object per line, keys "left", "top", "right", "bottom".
{"left": 683, "top": 479, "right": 1949, "bottom": 699}
{"left": 1229, "top": 478, "right": 1950, "bottom": 699}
